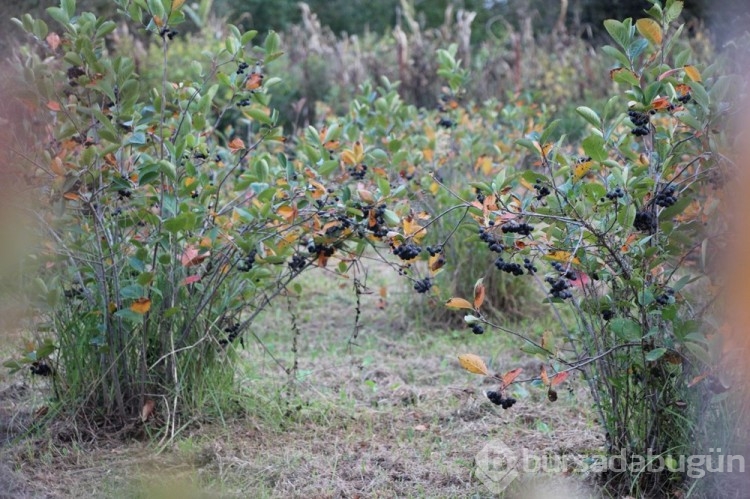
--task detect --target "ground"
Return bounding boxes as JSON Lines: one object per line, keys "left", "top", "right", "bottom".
{"left": 0, "top": 261, "right": 605, "bottom": 498}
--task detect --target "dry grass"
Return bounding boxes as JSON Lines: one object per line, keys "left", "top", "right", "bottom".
{"left": 0, "top": 259, "right": 604, "bottom": 498}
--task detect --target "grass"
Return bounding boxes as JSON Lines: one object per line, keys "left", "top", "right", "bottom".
{"left": 0, "top": 259, "right": 604, "bottom": 498}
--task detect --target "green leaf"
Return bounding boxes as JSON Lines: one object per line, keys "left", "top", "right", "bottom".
{"left": 63, "top": 0, "right": 76, "bottom": 18}
{"left": 665, "top": 1, "right": 684, "bottom": 23}
{"left": 645, "top": 348, "right": 667, "bottom": 362}
{"left": 604, "top": 19, "right": 631, "bottom": 51}
{"left": 582, "top": 134, "right": 607, "bottom": 162}
{"left": 610, "top": 318, "right": 641, "bottom": 341}
{"left": 576, "top": 107, "right": 602, "bottom": 129}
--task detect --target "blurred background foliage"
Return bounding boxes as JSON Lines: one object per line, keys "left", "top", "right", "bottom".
{"left": 2, "top": 0, "right": 747, "bottom": 48}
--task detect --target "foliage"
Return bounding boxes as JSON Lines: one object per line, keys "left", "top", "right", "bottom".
{"left": 449, "top": 0, "right": 738, "bottom": 495}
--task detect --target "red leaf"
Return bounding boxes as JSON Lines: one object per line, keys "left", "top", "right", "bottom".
{"left": 501, "top": 367, "right": 523, "bottom": 387}
{"left": 551, "top": 371, "right": 569, "bottom": 386}
{"left": 182, "top": 275, "right": 201, "bottom": 286}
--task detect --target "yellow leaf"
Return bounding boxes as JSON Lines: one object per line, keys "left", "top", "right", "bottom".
{"left": 519, "top": 177, "right": 534, "bottom": 191}
{"left": 341, "top": 149, "right": 356, "bottom": 166}
{"left": 353, "top": 141, "right": 364, "bottom": 163}
{"left": 473, "top": 278, "right": 485, "bottom": 310}
{"left": 683, "top": 65, "right": 702, "bottom": 82}
{"left": 403, "top": 217, "right": 425, "bottom": 242}
{"left": 422, "top": 148, "right": 434, "bottom": 162}
{"left": 277, "top": 205, "right": 297, "bottom": 222}
{"left": 458, "top": 354, "right": 489, "bottom": 376}
{"left": 172, "top": 0, "right": 186, "bottom": 9}
{"left": 445, "top": 297, "right": 474, "bottom": 310}
{"left": 636, "top": 18, "right": 663, "bottom": 45}
{"left": 545, "top": 250, "right": 581, "bottom": 265}
{"left": 131, "top": 297, "right": 152, "bottom": 314}
{"left": 572, "top": 159, "right": 593, "bottom": 182}
{"left": 429, "top": 182, "right": 440, "bottom": 195}
{"left": 475, "top": 155, "right": 493, "bottom": 175}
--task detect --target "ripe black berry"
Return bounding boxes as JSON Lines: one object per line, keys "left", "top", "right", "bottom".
{"left": 547, "top": 389, "right": 558, "bottom": 402}
{"left": 654, "top": 184, "right": 677, "bottom": 208}
{"left": 501, "top": 221, "right": 534, "bottom": 236}
{"left": 471, "top": 324, "right": 484, "bottom": 335}
{"left": 634, "top": 210, "right": 657, "bottom": 233}
{"left": 438, "top": 117, "right": 455, "bottom": 128}
{"left": 237, "top": 250, "right": 257, "bottom": 271}
{"left": 288, "top": 254, "right": 307, "bottom": 272}
{"left": 606, "top": 187, "right": 625, "bottom": 201}
{"left": 486, "top": 391, "right": 503, "bottom": 405}
{"left": 601, "top": 309, "right": 614, "bottom": 321}
{"left": 534, "top": 179, "right": 551, "bottom": 200}
{"left": 413, "top": 277, "right": 432, "bottom": 294}
{"left": 501, "top": 397, "right": 517, "bottom": 409}
{"left": 393, "top": 242, "right": 422, "bottom": 260}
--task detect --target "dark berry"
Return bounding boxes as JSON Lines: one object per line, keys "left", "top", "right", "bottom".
{"left": 486, "top": 391, "right": 503, "bottom": 405}
{"left": 501, "top": 397, "right": 516, "bottom": 409}
{"left": 634, "top": 210, "right": 657, "bottom": 233}
{"left": 601, "top": 309, "right": 615, "bottom": 321}
{"left": 547, "top": 389, "right": 558, "bottom": 402}
{"left": 471, "top": 324, "right": 484, "bottom": 335}
{"left": 413, "top": 278, "right": 432, "bottom": 294}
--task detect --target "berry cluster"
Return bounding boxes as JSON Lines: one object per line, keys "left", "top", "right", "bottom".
{"left": 438, "top": 117, "right": 456, "bottom": 128}
{"left": 545, "top": 276, "right": 573, "bottom": 300}
{"left": 655, "top": 184, "right": 677, "bottom": 207}
{"left": 289, "top": 254, "right": 307, "bottom": 272}
{"left": 236, "top": 61, "right": 249, "bottom": 75}
{"left": 534, "top": 179, "right": 551, "bottom": 200}
{"left": 237, "top": 250, "right": 257, "bottom": 272}
{"left": 368, "top": 204, "right": 389, "bottom": 239}
{"left": 523, "top": 258, "right": 538, "bottom": 274}
{"left": 634, "top": 210, "right": 657, "bottom": 233}
{"left": 628, "top": 110, "right": 651, "bottom": 136}
{"left": 348, "top": 163, "right": 368, "bottom": 180}
{"left": 159, "top": 27, "right": 179, "bottom": 40}
{"left": 30, "top": 361, "right": 52, "bottom": 376}
{"left": 486, "top": 391, "right": 517, "bottom": 409}
{"left": 495, "top": 257, "right": 524, "bottom": 276}
{"left": 677, "top": 92, "right": 691, "bottom": 104}
{"left": 471, "top": 324, "right": 484, "bottom": 335}
{"left": 606, "top": 187, "right": 625, "bottom": 201}
{"left": 426, "top": 245, "right": 443, "bottom": 257}
{"left": 479, "top": 226, "right": 504, "bottom": 253}
{"left": 67, "top": 66, "right": 85, "bottom": 87}
{"left": 501, "top": 221, "right": 534, "bottom": 237}
{"left": 393, "top": 242, "right": 422, "bottom": 260}
{"left": 118, "top": 188, "right": 132, "bottom": 199}
{"left": 308, "top": 243, "right": 335, "bottom": 257}
{"left": 219, "top": 322, "right": 240, "bottom": 347}
{"left": 237, "top": 98, "right": 251, "bottom": 107}
{"left": 413, "top": 277, "right": 432, "bottom": 294}
{"left": 601, "top": 309, "right": 615, "bottom": 321}
{"left": 656, "top": 287, "right": 675, "bottom": 306}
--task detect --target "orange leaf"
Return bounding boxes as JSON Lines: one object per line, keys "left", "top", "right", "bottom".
{"left": 46, "top": 32, "right": 61, "bottom": 51}
{"left": 51, "top": 157, "right": 65, "bottom": 176}
{"left": 277, "top": 205, "right": 297, "bottom": 222}
{"left": 245, "top": 72, "right": 264, "bottom": 90}
{"left": 172, "top": 0, "right": 186, "bottom": 8}
{"left": 130, "top": 297, "right": 152, "bottom": 314}
{"left": 550, "top": 371, "right": 569, "bottom": 386}
{"left": 636, "top": 18, "right": 663, "bottom": 45}
{"left": 683, "top": 65, "right": 702, "bottom": 82}
{"left": 429, "top": 252, "right": 446, "bottom": 274}
{"left": 458, "top": 354, "right": 489, "bottom": 376}
{"left": 473, "top": 278, "right": 485, "bottom": 310}
{"left": 445, "top": 297, "right": 474, "bottom": 310}
{"left": 46, "top": 101, "right": 61, "bottom": 112}
{"left": 688, "top": 372, "right": 708, "bottom": 388}
{"left": 540, "top": 365, "right": 549, "bottom": 386}
{"left": 650, "top": 96, "right": 672, "bottom": 110}
{"left": 153, "top": 15, "right": 164, "bottom": 27}
{"left": 181, "top": 245, "right": 209, "bottom": 267}
{"left": 63, "top": 191, "right": 80, "bottom": 201}
{"left": 141, "top": 399, "right": 155, "bottom": 422}
{"left": 228, "top": 137, "right": 246, "bottom": 152}
{"left": 501, "top": 368, "right": 523, "bottom": 387}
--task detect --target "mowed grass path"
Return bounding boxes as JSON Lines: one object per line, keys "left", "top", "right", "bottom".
{"left": 1, "top": 262, "right": 602, "bottom": 498}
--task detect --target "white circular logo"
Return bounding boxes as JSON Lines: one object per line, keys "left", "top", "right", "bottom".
{"left": 475, "top": 439, "right": 520, "bottom": 493}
